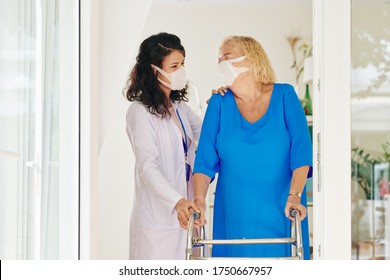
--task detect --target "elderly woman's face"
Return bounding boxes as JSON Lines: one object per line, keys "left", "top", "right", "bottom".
{"left": 218, "top": 41, "right": 249, "bottom": 68}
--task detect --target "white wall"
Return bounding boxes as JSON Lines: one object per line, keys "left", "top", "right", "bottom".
{"left": 143, "top": 1, "right": 313, "bottom": 105}
{"left": 94, "top": 0, "right": 312, "bottom": 259}
{"left": 93, "top": 0, "right": 153, "bottom": 259}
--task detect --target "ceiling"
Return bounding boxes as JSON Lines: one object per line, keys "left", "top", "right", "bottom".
{"left": 153, "top": 0, "right": 312, "bottom": 7}
{"left": 153, "top": 0, "right": 390, "bottom": 6}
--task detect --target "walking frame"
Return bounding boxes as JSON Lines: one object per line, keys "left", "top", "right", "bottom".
{"left": 186, "top": 209, "right": 304, "bottom": 260}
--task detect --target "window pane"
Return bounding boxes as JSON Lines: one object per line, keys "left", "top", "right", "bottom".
{"left": 351, "top": 0, "right": 390, "bottom": 260}
{"left": 0, "top": 0, "right": 79, "bottom": 259}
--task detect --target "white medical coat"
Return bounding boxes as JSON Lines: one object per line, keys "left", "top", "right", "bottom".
{"left": 126, "top": 100, "right": 202, "bottom": 259}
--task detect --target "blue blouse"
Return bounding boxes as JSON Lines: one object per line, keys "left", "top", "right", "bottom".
{"left": 194, "top": 83, "right": 312, "bottom": 259}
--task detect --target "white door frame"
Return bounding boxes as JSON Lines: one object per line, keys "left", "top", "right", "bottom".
{"left": 313, "top": 0, "right": 351, "bottom": 259}
{"left": 78, "top": 0, "right": 353, "bottom": 260}
{"left": 79, "top": 0, "right": 100, "bottom": 260}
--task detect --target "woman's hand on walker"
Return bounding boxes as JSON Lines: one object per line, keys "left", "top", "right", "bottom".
{"left": 284, "top": 196, "right": 307, "bottom": 221}
{"left": 175, "top": 198, "right": 200, "bottom": 230}
{"left": 193, "top": 196, "right": 207, "bottom": 226}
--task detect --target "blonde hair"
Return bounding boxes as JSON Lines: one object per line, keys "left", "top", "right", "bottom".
{"left": 220, "top": 36, "right": 276, "bottom": 84}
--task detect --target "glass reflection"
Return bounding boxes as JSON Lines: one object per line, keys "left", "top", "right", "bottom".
{"left": 351, "top": 0, "right": 390, "bottom": 260}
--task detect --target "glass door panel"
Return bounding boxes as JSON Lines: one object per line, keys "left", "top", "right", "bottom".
{"left": 0, "top": 0, "right": 79, "bottom": 259}
{"left": 351, "top": 0, "right": 390, "bottom": 260}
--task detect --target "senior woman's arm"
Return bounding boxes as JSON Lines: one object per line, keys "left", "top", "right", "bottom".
{"left": 283, "top": 84, "right": 313, "bottom": 221}
{"left": 176, "top": 94, "right": 222, "bottom": 230}
{"left": 284, "top": 165, "right": 310, "bottom": 221}
{"left": 193, "top": 173, "right": 212, "bottom": 225}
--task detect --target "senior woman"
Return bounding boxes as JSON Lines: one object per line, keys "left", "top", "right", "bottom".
{"left": 179, "top": 36, "right": 312, "bottom": 259}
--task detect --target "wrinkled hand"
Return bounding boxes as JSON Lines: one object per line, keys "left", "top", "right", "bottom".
{"left": 284, "top": 196, "right": 307, "bottom": 221}
{"left": 193, "top": 197, "right": 207, "bottom": 227}
{"left": 176, "top": 198, "right": 200, "bottom": 229}
{"left": 206, "top": 86, "right": 229, "bottom": 104}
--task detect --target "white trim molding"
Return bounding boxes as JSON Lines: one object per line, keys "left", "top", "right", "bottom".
{"left": 79, "top": 0, "right": 100, "bottom": 260}
{"left": 313, "top": 0, "right": 351, "bottom": 259}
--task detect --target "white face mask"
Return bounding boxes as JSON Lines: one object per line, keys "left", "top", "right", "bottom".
{"left": 153, "top": 65, "right": 187, "bottom": 91}
{"left": 218, "top": 56, "right": 250, "bottom": 86}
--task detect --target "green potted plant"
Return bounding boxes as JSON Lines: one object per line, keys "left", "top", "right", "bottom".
{"left": 351, "top": 140, "right": 390, "bottom": 199}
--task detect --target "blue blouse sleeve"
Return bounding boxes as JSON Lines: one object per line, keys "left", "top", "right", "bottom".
{"left": 284, "top": 85, "right": 313, "bottom": 177}
{"left": 193, "top": 95, "right": 221, "bottom": 179}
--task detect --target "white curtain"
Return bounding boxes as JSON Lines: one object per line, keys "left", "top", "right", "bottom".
{"left": 0, "top": 0, "right": 36, "bottom": 260}
{"left": 40, "top": 0, "right": 59, "bottom": 259}
{"left": 0, "top": 0, "right": 78, "bottom": 260}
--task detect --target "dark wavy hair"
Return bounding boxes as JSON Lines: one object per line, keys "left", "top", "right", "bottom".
{"left": 124, "top": 32, "right": 188, "bottom": 118}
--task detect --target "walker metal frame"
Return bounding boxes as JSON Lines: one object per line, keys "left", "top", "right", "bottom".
{"left": 186, "top": 209, "right": 304, "bottom": 260}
